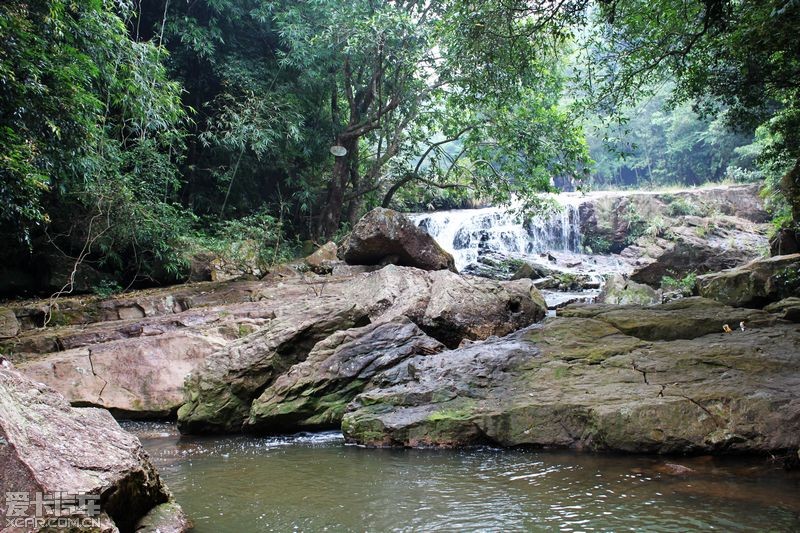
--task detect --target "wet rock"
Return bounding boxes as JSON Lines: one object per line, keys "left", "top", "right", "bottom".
{"left": 0, "top": 364, "right": 187, "bottom": 532}
{"left": 696, "top": 254, "right": 800, "bottom": 308}
{"left": 533, "top": 273, "right": 595, "bottom": 292}
{"left": 655, "top": 463, "right": 695, "bottom": 476}
{"left": 460, "top": 253, "right": 523, "bottom": 280}
{"left": 135, "top": 501, "right": 192, "bottom": 533}
{"left": 245, "top": 316, "right": 445, "bottom": 433}
{"left": 342, "top": 299, "right": 800, "bottom": 454}
{"left": 304, "top": 241, "right": 339, "bottom": 274}
{"left": 177, "top": 301, "right": 369, "bottom": 434}
{"left": 511, "top": 262, "right": 553, "bottom": 280}
{"left": 340, "top": 208, "right": 457, "bottom": 272}
{"left": 598, "top": 273, "right": 661, "bottom": 305}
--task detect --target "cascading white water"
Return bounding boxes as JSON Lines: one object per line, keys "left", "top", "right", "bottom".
{"left": 411, "top": 196, "right": 584, "bottom": 271}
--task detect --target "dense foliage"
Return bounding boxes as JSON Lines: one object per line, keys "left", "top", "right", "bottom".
{"left": 0, "top": 0, "right": 797, "bottom": 295}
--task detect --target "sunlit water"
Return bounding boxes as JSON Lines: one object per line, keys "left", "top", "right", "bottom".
{"left": 124, "top": 422, "right": 800, "bottom": 532}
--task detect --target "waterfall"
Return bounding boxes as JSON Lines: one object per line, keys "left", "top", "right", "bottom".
{"left": 411, "top": 197, "right": 583, "bottom": 271}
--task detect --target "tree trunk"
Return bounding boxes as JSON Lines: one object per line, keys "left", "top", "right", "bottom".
{"left": 345, "top": 142, "right": 362, "bottom": 226}
{"left": 317, "top": 137, "right": 357, "bottom": 239}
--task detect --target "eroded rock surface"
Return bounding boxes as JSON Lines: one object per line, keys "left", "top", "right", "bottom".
{"left": 340, "top": 207, "right": 457, "bottom": 272}
{"left": 245, "top": 316, "right": 445, "bottom": 433}
{"left": 697, "top": 253, "right": 800, "bottom": 308}
{"left": 624, "top": 216, "right": 768, "bottom": 286}
{"left": 0, "top": 364, "right": 188, "bottom": 532}
{"left": 4, "top": 265, "right": 545, "bottom": 424}
{"left": 341, "top": 298, "right": 800, "bottom": 454}
{"left": 177, "top": 300, "right": 369, "bottom": 434}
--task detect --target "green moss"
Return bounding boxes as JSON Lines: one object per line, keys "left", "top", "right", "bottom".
{"left": 426, "top": 407, "right": 474, "bottom": 422}
{"left": 47, "top": 310, "right": 75, "bottom": 327}
{"left": 237, "top": 323, "right": 255, "bottom": 337}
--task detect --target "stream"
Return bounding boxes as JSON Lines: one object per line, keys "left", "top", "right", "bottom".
{"left": 126, "top": 195, "right": 799, "bottom": 531}
{"left": 410, "top": 195, "right": 631, "bottom": 310}
{"left": 126, "top": 422, "right": 800, "bottom": 532}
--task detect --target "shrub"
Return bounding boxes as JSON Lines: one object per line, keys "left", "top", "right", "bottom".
{"left": 582, "top": 234, "right": 612, "bottom": 254}
{"left": 660, "top": 272, "right": 697, "bottom": 296}
{"left": 665, "top": 197, "right": 705, "bottom": 217}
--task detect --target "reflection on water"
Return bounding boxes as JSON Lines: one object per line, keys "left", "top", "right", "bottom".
{"left": 124, "top": 422, "right": 800, "bottom": 533}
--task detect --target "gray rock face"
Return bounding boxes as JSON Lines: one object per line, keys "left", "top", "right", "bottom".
{"left": 577, "top": 185, "right": 770, "bottom": 284}
{"left": 177, "top": 266, "right": 546, "bottom": 434}
{"left": 597, "top": 274, "right": 661, "bottom": 305}
{"left": 0, "top": 308, "right": 19, "bottom": 338}
{"left": 177, "top": 301, "right": 369, "bottom": 434}
{"left": 696, "top": 253, "right": 800, "bottom": 307}
{"left": 245, "top": 316, "right": 445, "bottom": 433}
{"left": 7, "top": 266, "right": 545, "bottom": 426}
{"left": 764, "top": 297, "right": 800, "bottom": 322}
{"left": 0, "top": 364, "right": 188, "bottom": 532}
{"left": 340, "top": 208, "right": 457, "bottom": 272}
{"left": 342, "top": 299, "right": 800, "bottom": 454}
{"left": 304, "top": 241, "right": 339, "bottom": 274}
{"left": 624, "top": 216, "right": 768, "bottom": 286}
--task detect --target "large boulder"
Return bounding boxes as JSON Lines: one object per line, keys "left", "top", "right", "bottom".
{"left": 624, "top": 216, "right": 768, "bottom": 286}
{"left": 0, "top": 308, "right": 19, "bottom": 338}
{"left": 304, "top": 241, "right": 339, "bottom": 274}
{"left": 696, "top": 253, "right": 800, "bottom": 308}
{"left": 7, "top": 265, "right": 545, "bottom": 425}
{"left": 342, "top": 299, "right": 800, "bottom": 453}
{"left": 598, "top": 273, "right": 661, "bottom": 305}
{"left": 245, "top": 316, "right": 445, "bottom": 433}
{"left": 340, "top": 266, "right": 547, "bottom": 348}
{"left": 0, "top": 363, "right": 188, "bottom": 532}
{"left": 177, "top": 300, "right": 369, "bottom": 434}
{"left": 18, "top": 331, "right": 231, "bottom": 418}
{"left": 340, "top": 208, "right": 457, "bottom": 272}
{"left": 178, "top": 267, "right": 545, "bottom": 434}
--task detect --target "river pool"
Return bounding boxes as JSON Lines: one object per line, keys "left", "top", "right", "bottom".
{"left": 124, "top": 422, "right": 800, "bottom": 532}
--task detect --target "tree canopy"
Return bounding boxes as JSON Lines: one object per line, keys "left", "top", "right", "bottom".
{"left": 0, "top": 0, "right": 797, "bottom": 294}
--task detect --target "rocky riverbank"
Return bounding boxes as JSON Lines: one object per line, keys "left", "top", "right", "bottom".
{"left": 342, "top": 297, "right": 799, "bottom": 455}
{"left": 0, "top": 363, "right": 189, "bottom": 532}
{"left": 1, "top": 202, "right": 798, "bottom": 465}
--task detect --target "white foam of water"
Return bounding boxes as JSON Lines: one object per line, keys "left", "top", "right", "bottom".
{"left": 410, "top": 195, "right": 584, "bottom": 271}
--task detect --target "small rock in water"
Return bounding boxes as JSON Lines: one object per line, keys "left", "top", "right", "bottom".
{"left": 655, "top": 463, "right": 695, "bottom": 476}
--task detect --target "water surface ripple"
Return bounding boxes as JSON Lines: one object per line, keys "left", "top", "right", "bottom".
{"left": 124, "top": 422, "right": 800, "bottom": 532}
